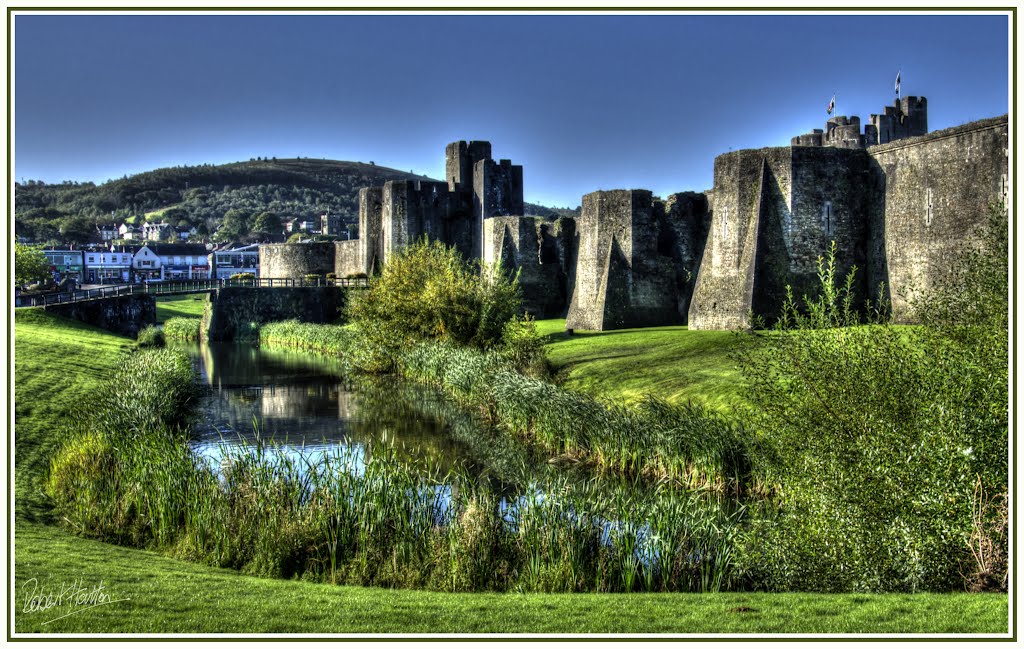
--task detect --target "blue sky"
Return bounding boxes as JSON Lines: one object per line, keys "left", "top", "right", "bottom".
{"left": 14, "top": 12, "right": 1011, "bottom": 208}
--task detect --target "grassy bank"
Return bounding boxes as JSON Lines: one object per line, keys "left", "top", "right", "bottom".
{"left": 15, "top": 521, "right": 1007, "bottom": 634}
{"left": 14, "top": 310, "right": 134, "bottom": 520}
{"left": 155, "top": 294, "right": 207, "bottom": 323}
{"left": 537, "top": 319, "right": 755, "bottom": 410}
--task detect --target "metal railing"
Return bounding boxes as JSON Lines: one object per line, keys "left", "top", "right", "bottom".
{"left": 15, "top": 277, "right": 369, "bottom": 307}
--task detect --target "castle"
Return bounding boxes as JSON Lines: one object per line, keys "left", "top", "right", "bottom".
{"left": 260, "top": 97, "right": 1009, "bottom": 330}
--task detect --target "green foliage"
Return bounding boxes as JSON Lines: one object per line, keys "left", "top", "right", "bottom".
{"left": 214, "top": 208, "right": 251, "bottom": 241}
{"left": 739, "top": 205, "right": 1009, "bottom": 592}
{"left": 251, "top": 211, "right": 282, "bottom": 235}
{"left": 14, "top": 243, "right": 50, "bottom": 287}
{"left": 163, "top": 317, "right": 201, "bottom": 341}
{"left": 498, "top": 314, "right": 549, "bottom": 377}
{"left": 345, "top": 239, "right": 522, "bottom": 372}
{"left": 400, "top": 340, "right": 750, "bottom": 488}
{"left": 135, "top": 325, "right": 165, "bottom": 348}
{"left": 13, "top": 159, "right": 435, "bottom": 245}
{"left": 228, "top": 272, "right": 256, "bottom": 284}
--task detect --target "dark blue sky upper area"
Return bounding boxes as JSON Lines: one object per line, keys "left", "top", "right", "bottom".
{"left": 14, "top": 13, "right": 1010, "bottom": 207}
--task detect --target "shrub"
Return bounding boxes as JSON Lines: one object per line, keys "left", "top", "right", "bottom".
{"left": 229, "top": 272, "right": 255, "bottom": 284}
{"left": 345, "top": 239, "right": 522, "bottom": 371}
{"left": 304, "top": 274, "right": 322, "bottom": 284}
{"left": 498, "top": 314, "right": 548, "bottom": 377}
{"left": 163, "top": 317, "right": 201, "bottom": 341}
{"left": 136, "top": 325, "right": 165, "bottom": 348}
{"left": 738, "top": 205, "right": 1008, "bottom": 592}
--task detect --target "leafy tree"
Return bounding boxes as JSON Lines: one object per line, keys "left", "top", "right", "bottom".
{"left": 213, "top": 208, "right": 251, "bottom": 241}
{"left": 59, "top": 215, "right": 98, "bottom": 244}
{"left": 15, "top": 243, "right": 50, "bottom": 287}
{"left": 739, "top": 204, "right": 1008, "bottom": 593}
{"left": 346, "top": 239, "right": 521, "bottom": 371}
{"left": 251, "top": 211, "right": 282, "bottom": 235}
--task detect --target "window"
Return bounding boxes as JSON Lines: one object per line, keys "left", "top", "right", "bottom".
{"left": 720, "top": 206, "right": 729, "bottom": 239}
{"left": 822, "top": 201, "right": 834, "bottom": 236}
{"left": 925, "top": 189, "right": 933, "bottom": 226}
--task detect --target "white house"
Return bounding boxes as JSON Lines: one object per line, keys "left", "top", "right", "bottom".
{"left": 135, "top": 243, "right": 211, "bottom": 281}
{"left": 84, "top": 247, "right": 135, "bottom": 283}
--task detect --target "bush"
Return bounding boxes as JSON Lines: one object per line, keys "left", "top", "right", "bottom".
{"left": 163, "top": 317, "right": 201, "bottom": 341}
{"left": 229, "top": 272, "right": 255, "bottom": 284}
{"left": 304, "top": 274, "right": 322, "bottom": 284}
{"left": 345, "top": 239, "right": 522, "bottom": 372}
{"left": 738, "top": 205, "right": 1008, "bottom": 592}
{"left": 136, "top": 325, "right": 165, "bottom": 348}
{"left": 498, "top": 314, "right": 548, "bottom": 377}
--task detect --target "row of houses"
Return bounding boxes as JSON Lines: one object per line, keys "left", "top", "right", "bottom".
{"left": 41, "top": 243, "right": 259, "bottom": 284}
{"left": 96, "top": 222, "right": 199, "bottom": 242}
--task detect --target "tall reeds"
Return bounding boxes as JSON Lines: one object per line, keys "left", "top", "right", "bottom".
{"left": 400, "top": 341, "right": 751, "bottom": 490}
{"left": 163, "top": 317, "right": 201, "bottom": 341}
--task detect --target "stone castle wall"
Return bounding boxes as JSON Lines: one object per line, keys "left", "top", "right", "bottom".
{"left": 868, "top": 115, "right": 1008, "bottom": 321}
{"left": 565, "top": 190, "right": 678, "bottom": 331}
{"left": 334, "top": 240, "right": 362, "bottom": 278}
{"left": 483, "top": 216, "right": 568, "bottom": 318}
{"left": 260, "top": 242, "right": 336, "bottom": 279}
{"left": 258, "top": 107, "right": 1007, "bottom": 332}
{"left": 691, "top": 113, "right": 1008, "bottom": 329}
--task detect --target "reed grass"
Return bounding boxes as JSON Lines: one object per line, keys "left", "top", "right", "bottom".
{"left": 400, "top": 341, "right": 752, "bottom": 490}
{"left": 163, "top": 317, "right": 201, "bottom": 341}
{"left": 135, "top": 325, "right": 165, "bottom": 347}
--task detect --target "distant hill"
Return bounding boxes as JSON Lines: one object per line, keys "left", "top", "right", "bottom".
{"left": 15, "top": 157, "right": 579, "bottom": 247}
{"left": 14, "top": 158, "right": 436, "bottom": 245}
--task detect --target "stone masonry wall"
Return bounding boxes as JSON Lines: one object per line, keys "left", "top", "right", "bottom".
{"left": 689, "top": 149, "right": 785, "bottom": 330}
{"left": 259, "top": 242, "right": 336, "bottom": 279}
{"left": 662, "top": 192, "right": 712, "bottom": 321}
{"left": 483, "top": 216, "right": 567, "bottom": 318}
{"left": 766, "top": 146, "right": 872, "bottom": 318}
{"left": 358, "top": 186, "right": 383, "bottom": 274}
{"left": 566, "top": 190, "right": 677, "bottom": 331}
{"left": 43, "top": 294, "right": 156, "bottom": 338}
{"left": 202, "top": 287, "right": 346, "bottom": 342}
{"left": 334, "top": 240, "right": 362, "bottom": 278}
{"left": 867, "top": 115, "right": 1008, "bottom": 321}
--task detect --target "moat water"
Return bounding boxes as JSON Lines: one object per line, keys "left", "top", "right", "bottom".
{"left": 171, "top": 341, "right": 514, "bottom": 480}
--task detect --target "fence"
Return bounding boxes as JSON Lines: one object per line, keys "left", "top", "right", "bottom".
{"left": 16, "top": 277, "right": 369, "bottom": 307}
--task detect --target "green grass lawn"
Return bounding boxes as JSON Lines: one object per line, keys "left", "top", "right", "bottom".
{"left": 13, "top": 521, "right": 1008, "bottom": 635}
{"left": 10, "top": 310, "right": 1010, "bottom": 635}
{"left": 155, "top": 294, "right": 208, "bottom": 323}
{"left": 537, "top": 319, "right": 758, "bottom": 410}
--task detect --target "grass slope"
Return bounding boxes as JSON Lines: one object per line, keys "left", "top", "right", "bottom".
{"left": 14, "top": 309, "right": 133, "bottom": 520}
{"left": 538, "top": 319, "right": 756, "bottom": 410}
{"left": 155, "top": 294, "right": 207, "bottom": 323}
{"left": 14, "top": 521, "right": 1007, "bottom": 635}
{"left": 11, "top": 311, "right": 1009, "bottom": 635}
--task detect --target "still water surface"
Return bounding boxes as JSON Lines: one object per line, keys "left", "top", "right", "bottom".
{"left": 173, "top": 342, "right": 495, "bottom": 477}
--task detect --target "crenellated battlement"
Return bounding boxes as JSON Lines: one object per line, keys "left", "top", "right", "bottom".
{"left": 793, "top": 96, "right": 928, "bottom": 149}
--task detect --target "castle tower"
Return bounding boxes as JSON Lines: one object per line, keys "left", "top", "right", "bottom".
{"left": 869, "top": 96, "right": 928, "bottom": 145}
{"left": 565, "top": 190, "right": 677, "bottom": 331}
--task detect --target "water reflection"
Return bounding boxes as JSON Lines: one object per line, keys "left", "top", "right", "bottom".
{"left": 175, "top": 342, "right": 488, "bottom": 477}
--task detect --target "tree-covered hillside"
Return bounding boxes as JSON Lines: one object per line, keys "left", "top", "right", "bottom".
{"left": 14, "top": 158, "right": 435, "bottom": 245}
